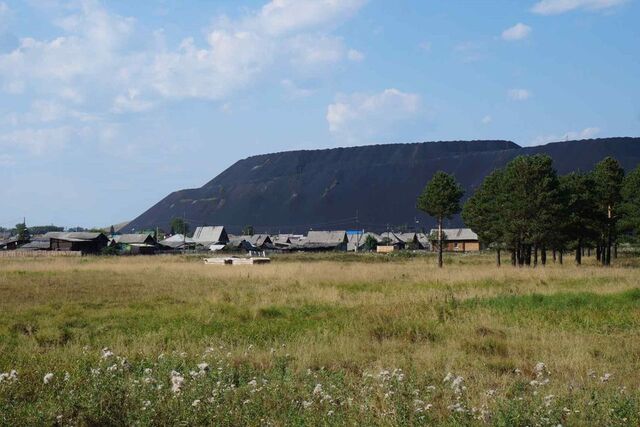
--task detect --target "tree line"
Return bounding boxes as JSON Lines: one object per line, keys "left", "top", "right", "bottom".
{"left": 418, "top": 155, "right": 640, "bottom": 267}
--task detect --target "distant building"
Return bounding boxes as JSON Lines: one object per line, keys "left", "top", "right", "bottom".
{"left": 0, "top": 236, "right": 29, "bottom": 250}
{"left": 295, "top": 230, "right": 348, "bottom": 251}
{"left": 158, "top": 234, "right": 195, "bottom": 250}
{"left": 378, "top": 232, "right": 405, "bottom": 250}
{"left": 112, "top": 233, "right": 157, "bottom": 255}
{"left": 347, "top": 232, "right": 380, "bottom": 252}
{"left": 397, "top": 232, "right": 423, "bottom": 249}
{"left": 246, "top": 234, "right": 272, "bottom": 248}
{"left": 192, "top": 226, "right": 229, "bottom": 245}
{"left": 429, "top": 228, "right": 481, "bottom": 252}
{"left": 416, "top": 233, "right": 431, "bottom": 251}
{"left": 44, "top": 232, "right": 109, "bottom": 254}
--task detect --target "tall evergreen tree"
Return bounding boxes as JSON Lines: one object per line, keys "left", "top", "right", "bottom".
{"left": 620, "top": 165, "right": 640, "bottom": 238}
{"left": 593, "top": 157, "right": 624, "bottom": 266}
{"left": 417, "top": 171, "right": 464, "bottom": 268}
{"left": 558, "top": 172, "right": 601, "bottom": 265}
{"left": 462, "top": 169, "right": 506, "bottom": 266}
{"left": 500, "top": 155, "right": 562, "bottom": 266}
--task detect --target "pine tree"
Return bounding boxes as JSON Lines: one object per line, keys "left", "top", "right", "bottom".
{"left": 417, "top": 171, "right": 464, "bottom": 268}
{"left": 620, "top": 165, "right": 640, "bottom": 238}
{"left": 558, "top": 172, "right": 601, "bottom": 265}
{"left": 593, "top": 157, "right": 625, "bottom": 266}
{"left": 462, "top": 169, "right": 506, "bottom": 266}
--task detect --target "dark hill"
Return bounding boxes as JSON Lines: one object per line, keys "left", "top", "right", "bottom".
{"left": 125, "top": 137, "right": 640, "bottom": 233}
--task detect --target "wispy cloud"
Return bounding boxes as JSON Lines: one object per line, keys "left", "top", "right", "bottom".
{"left": 508, "top": 88, "right": 532, "bottom": 101}
{"left": 531, "top": 0, "right": 627, "bottom": 15}
{"left": 327, "top": 88, "right": 421, "bottom": 142}
{"left": 532, "top": 126, "right": 600, "bottom": 145}
{"left": 501, "top": 23, "right": 532, "bottom": 41}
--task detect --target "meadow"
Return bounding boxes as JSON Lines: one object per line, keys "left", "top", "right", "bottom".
{"left": 0, "top": 252, "right": 639, "bottom": 426}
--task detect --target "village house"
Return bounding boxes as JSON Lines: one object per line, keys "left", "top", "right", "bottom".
{"left": 192, "top": 226, "right": 229, "bottom": 246}
{"left": 347, "top": 232, "right": 380, "bottom": 252}
{"left": 397, "top": 232, "right": 423, "bottom": 249}
{"left": 44, "top": 232, "right": 110, "bottom": 254}
{"left": 429, "top": 228, "right": 481, "bottom": 252}
{"left": 0, "top": 236, "right": 30, "bottom": 250}
{"left": 245, "top": 234, "right": 273, "bottom": 249}
{"left": 296, "top": 230, "right": 348, "bottom": 251}
{"left": 378, "top": 232, "right": 405, "bottom": 250}
{"left": 158, "top": 234, "right": 196, "bottom": 250}
{"left": 111, "top": 233, "right": 157, "bottom": 255}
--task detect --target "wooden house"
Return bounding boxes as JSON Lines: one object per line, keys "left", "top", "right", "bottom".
{"left": 429, "top": 228, "right": 481, "bottom": 252}
{"left": 45, "top": 232, "right": 109, "bottom": 254}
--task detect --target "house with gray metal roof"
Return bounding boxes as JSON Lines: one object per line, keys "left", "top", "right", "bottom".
{"left": 192, "top": 226, "right": 229, "bottom": 245}
{"left": 294, "top": 230, "right": 348, "bottom": 251}
{"left": 428, "top": 228, "right": 481, "bottom": 252}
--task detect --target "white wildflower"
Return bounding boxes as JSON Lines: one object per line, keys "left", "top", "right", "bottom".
{"left": 197, "top": 363, "right": 209, "bottom": 372}
{"left": 144, "top": 368, "right": 153, "bottom": 376}
{"left": 248, "top": 379, "right": 258, "bottom": 388}
{"left": 170, "top": 371, "right": 185, "bottom": 394}
{"left": 426, "top": 385, "right": 436, "bottom": 392}
{"left": 43, "top": 373, "right": 54, "bottom": 384}
{"left": 448, "top": 402, "right": 466, "bottom": 413}
{"left": 486, "top": 389, "right": 497, "bottom": 397}
{"left": 90, "top": 368, "right": 101, "bottom": 376}
{"left": 327, "top": 410, "right": 334, "bottom": 416}
{"left": 514, "top": 368, "right": 522, "bottom": 375}
{"left": 107, "top": 364, "right": 118, "bottom": 372}
{"left": 313, "top": 383, "right": 323, "bottom": 395}
{"left": 101, "top": 348, "right": 114, "bottom": 359}
{"left": 63, "top": 372, "right": 70, "bottom": 382}
{"left": 0, "top": 370, "right": 18, "bottom": 383}
{"left": 600, "top": 373, "right": 612, "bottom": 382}
{"left": 302, "top": 400, "right": 312, "bottom": 409}
{"left": 449, "top": 375, "right": 466, "bottom": 394}
{"left": 534, "top": 362, "right": 548, "bottom": 377}
{"left": 243, "top": 399, "right": 251, "bottom": 405}
{"left": 192, "top": 399, "right": 200, "bottom": 407}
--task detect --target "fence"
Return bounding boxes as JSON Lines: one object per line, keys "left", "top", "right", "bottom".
{"left": 0, "top": 251, "right": 82, "bottom": 258}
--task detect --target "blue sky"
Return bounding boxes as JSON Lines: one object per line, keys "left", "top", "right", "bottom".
{"left": 0, "top": 0, "right": 639, "bottom": 228}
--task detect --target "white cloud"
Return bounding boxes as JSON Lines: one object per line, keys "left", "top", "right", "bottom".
{"left": 347, "top": 48, "right": 364, "bottom": 62}
{"left": 481, "top": 115, "right": 492, "bottom": 124}
{"left": 281, "top": 79, "right": 314, "bottom": 99}
{"left": 531, "top": 0, "right": 627, "bottom": 15}
{"left": 252, "top": 0, "right": 367, "bottom": 36}
{"left": 532, "top": 126, "right": 600, "bottom": 145}
{"left": 0, "top": 1, "right": 133, "bottom": 87}
{"left": 508, "top": 88, "right": 532, "bottom": 101}
{"left": 0, "top": 0, "right": 369, "bottom": 156}
{"left": 0, "top": 126, "right": 85, "bottom": 155}
{"left": 1, "top": 0, "right": 367, "bottom": 103}
{"left": 327, "top": 88, "right": 421, "bottom": 141}
{"left": 501, "top": 23, "right": 532, "bottom": 41}
{"left": 112, "top": 88, "right": 154, "bottom": 113}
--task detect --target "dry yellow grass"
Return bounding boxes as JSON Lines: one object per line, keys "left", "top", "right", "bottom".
{"left": 0, "top": 252, "right": 638, "bottom": 425}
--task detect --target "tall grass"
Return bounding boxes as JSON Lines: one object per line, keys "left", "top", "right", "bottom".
{"left": 0, "top": 253, "right": 639, "bottom": 425}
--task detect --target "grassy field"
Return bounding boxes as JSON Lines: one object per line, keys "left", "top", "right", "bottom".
{"left": 0, "top": 252, "right": 639, "bottom": 426}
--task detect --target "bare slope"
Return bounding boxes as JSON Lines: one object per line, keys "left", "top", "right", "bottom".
{"left": 125, "top": 137, "right": 640, "bottom": 233}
